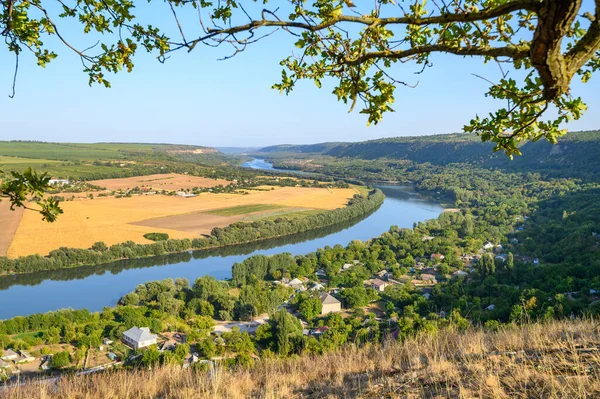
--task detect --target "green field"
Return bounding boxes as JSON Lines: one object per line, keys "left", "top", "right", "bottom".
{"left": 206, "top": 204, "right": 285, "bottom": 216}
{"left": 243, "top": 208, "right": 324, "bottom": 222}
{"left": 11, "top": 331, "right": 42, "bottom": 340}
{"left": 0, "top": 141, "right": 232, "bottom": 180}
{"left": 0, "top": 155, "right": 61, "bottom": 168}
{"left": 0, "top": 142, "right": 217, "bottom": 162}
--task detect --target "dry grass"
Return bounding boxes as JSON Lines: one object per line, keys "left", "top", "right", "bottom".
{"left": 3, "top": 319, "right": 600, "bottom": 398}
{"left": 7, "top": 186, "right": 359, "bottom": 257}
{"left": 0, "top": 201, "right": 24, "bottom": 257}
{"left": 89, "top": 173, "right": 230, "bottom": 191}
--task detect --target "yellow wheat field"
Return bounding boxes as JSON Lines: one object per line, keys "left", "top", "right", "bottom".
{"left": 7, "top": 186, "right": 359, "bottom": 258}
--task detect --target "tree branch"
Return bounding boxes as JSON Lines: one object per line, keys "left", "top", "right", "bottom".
{"left": 185, "top": 0, "right": 540, "bottom": 51}
{"left": 565, "top": 0, "right": 600, "bottom": 74}
{"left": 342, "top": 44, "right": 531, "bottom": 66}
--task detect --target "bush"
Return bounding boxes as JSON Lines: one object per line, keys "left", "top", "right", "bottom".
{"left": 143, "top": 233, "right": 170, "bottom": 242}
{"left": 51, "top": 351, "right": 71, "bottom": 369}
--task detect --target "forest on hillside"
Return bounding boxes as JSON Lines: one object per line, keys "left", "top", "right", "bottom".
{"left": 255, "top": 130, "right": 600, "bottom": 180}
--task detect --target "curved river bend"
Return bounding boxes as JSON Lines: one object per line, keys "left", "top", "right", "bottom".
{"left": 0, "top": 160, "right": 442, "bottom": 319}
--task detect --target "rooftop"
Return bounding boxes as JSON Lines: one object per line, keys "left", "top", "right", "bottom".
{"left": 123, "top": 326, "right": 157, "bottom": 342}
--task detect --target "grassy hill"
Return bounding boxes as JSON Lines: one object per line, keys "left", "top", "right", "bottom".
{"left": 254, "top": 131, "right": 600, "bottom": 179}
{"left": 0, "top": 141, "right": 237, "bottom": 179}
{"left": 4, "top": 319, "right": 599, "bottom": 398}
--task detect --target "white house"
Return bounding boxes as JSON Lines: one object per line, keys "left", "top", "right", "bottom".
{"left": 49, "top": 178, "right": 70, "bottom": 185}
{"left": 310, "top": 283, "right": 325, "bottom": 291}
{"left": 452, "top": 270, "right": 469, "bottom": 277}
{"left": 175, "top": 191, "right": 197, "bottom": 198}
{"left": 16, "top": 351, "right": 35, "bottom": 364}
{"left": 1, "top": 349, "right": 18, "bottom": 361}
{"left": 287, "top": 278, "right": 305, "bottom": 291}
{"left": 483, "top": 241, "right": 494, "bottom": 250}
{"left": 122, "top": 326, "right": 158, "bottom": 349}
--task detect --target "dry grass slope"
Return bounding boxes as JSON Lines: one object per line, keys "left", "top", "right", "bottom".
{"left": 4, "top": 319, "right": 600, "bottom": 398}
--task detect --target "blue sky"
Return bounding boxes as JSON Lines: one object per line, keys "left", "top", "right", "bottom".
{"left": 1, "top": 3, "right": 599, "bottom": 147}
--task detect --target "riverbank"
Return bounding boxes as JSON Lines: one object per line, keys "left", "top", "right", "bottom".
{"left": 0, "top": 189, "right": 384, "bottom": 277}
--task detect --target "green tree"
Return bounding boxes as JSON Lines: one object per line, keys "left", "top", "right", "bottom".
{"left": 50, "top": 351, "right": 71, "bottom": 369}
{"left": 270, "top": 310, "right": 302, "bottom": 356}
{"left": 0, "top": 168, "right": 62, "bottom": 221}
{"left": 141, "top": 347, "right": 161, "bottom": 367}
{"left": 298, "top": 296, "right": 323, "bottom": 321}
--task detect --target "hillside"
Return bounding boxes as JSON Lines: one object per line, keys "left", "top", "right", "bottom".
{"left": 3, "top": 319, "right": 599, "bottom": 398}
{"left": 254, "top": 131, "right": 600, "bottom": 179}
{"left": 0, "top": 141, "right": 241, "bottom": 180}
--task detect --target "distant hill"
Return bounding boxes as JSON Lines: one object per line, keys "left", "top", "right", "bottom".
{"left": 255, "top": 131, "right": 600, "bottom": 179}
{"left": 215, "top": 147, "right": 260, "bottom": 155}
{"left": 258, "top": 142, "right": 345, "bottom": 154}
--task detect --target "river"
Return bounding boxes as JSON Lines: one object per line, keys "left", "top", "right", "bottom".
{"left": 0, "top": 160, "right": 443, "bottom": 319}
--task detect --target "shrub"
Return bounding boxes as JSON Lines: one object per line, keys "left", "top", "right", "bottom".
{"left": 143, "top": 233, "right": 170, "bottom": 242}
{"left": 51, "top": 351, "right": 71, "bottom": 369}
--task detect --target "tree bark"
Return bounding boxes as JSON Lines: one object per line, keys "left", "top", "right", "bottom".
{"left": 531, "top": 0, "right": 582, "bottom": 100}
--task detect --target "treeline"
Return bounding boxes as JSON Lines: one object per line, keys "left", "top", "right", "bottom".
{"left": 204, "top": 190, "right": 384, "bottom": 247}
{"left": 257, "top": 130, "right": 600, "bottom": 181}
{"left": 0, "top": 189, "right": 384, "bottom": 275}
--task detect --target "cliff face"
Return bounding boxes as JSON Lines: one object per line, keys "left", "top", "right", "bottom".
{"left": 4, "top": 319, "right": 599, "bottom": 399}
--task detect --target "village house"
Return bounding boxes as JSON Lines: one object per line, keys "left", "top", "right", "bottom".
{"left": 175, "top": 191, "right": 197, "bottom": 198}
{"left": 376, "top": 269, "right": 389, "bottom": 279}
{"left": 312, "top": 326, "right": 330, "bottom": 336}
{"left": 495, "top": 254, "right": 508, "bottom": 262}
{"left": 320, "top": 293, "right": 341, "bottom": 315}
{"left": 430, "top": 253, "right": 445, "bottom": 261}
{"left": 287, "top": 278, "right": 305, "bottom": 291}
{"left": 365, "top": 278, "right": 388, "bottom": 292}
{"left": 420, "top": 274, "right": 437, "bottom": 283}
{"left": 342, "top": 263, "right": 353, "bottom": 270}
{"left": 422, "top": 266, "right": 438, "bottom": 275}
{"left": 422, "top": 235, "right": 435, "bottom": 241}
{"left": 122, "top": 326, "right": 158, "bottom": 349}
{"left": 1, "top": 349, "right": 18, "bottom": 361}
{"left": 160, "top": 338, "right": 179, "bottom": 352}
{"left": 183, "top": 353, "right": 200, "bottom": 368}
{"left": 310, "top": 283, "right": 325, "bottom": 291}
{"left": 452, "top": 270, "right": 469, "bottom": 278}
{"left": 16, "top": 350, "right": 35, "bottom": 364}
{"left": 483, "top": 241, "right": 494, "bottom": 250}
{"left": 49, "top": 178, "right": 70, "bottom": 185}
